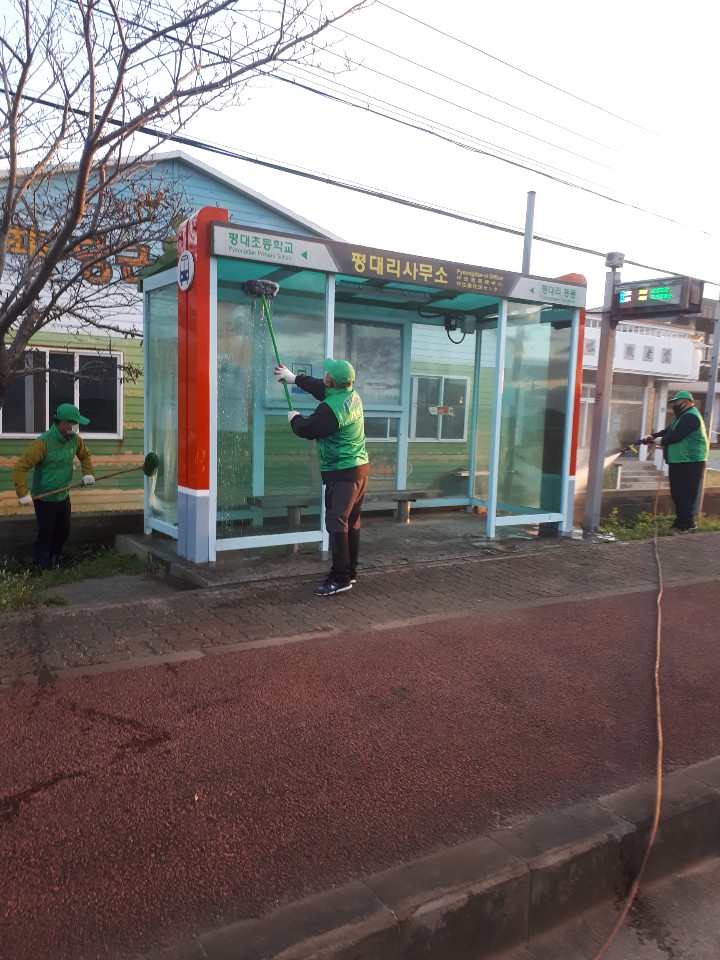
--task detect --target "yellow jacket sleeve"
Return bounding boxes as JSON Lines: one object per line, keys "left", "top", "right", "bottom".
{"left": 76, "top": 435, "right": 94, "bottom": 476}
{"left": 12, "top": 440, "right": 48, "bottom": 497}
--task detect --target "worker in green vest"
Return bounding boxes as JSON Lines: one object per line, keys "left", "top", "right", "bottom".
{"left": 13, "top": 403, "right": 95, "bottom": 570}
{"left": 641, "top": 389, "right": 708, "bottom": 532}
{"left": 275, "top": 358, "right": 368, "bottom": 596}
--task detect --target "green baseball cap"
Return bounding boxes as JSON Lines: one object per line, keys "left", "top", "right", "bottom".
{"left": 669, "top": 390, "right": 693, "bottom": 402}
{"left": 56, "top": 402, "right": 90, "bottom": 424}
{"left": 323, "top": 357, "right": 355, "bottom": 386}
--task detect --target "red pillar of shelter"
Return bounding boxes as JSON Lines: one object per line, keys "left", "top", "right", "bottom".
{"left": 177, "top": 206, "right": 229, "bottom": 560}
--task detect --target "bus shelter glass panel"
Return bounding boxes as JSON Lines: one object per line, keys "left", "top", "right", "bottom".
{"left": 334, "top": 318, "right": 403, "bottom": 492}
{"left": 473, "top": 323, "right": 497, "bottom": 501}
{"left": 409, "top": 324, "right": 475, "bottom": 496}
{"left": 497, "top": 304, "right": 572, "bottom": 514}
{"left": 145, "top": 282, "right": 179, "bottom": 527}
{"left": 364, "top": 416, "right": 400, "bottom": 487}
{"left": 215, "top": 259, "right": 325, "bottom": 541}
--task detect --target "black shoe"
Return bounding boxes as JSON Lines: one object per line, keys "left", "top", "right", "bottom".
{"left": 314, "top": 578, "right": 352, "bottom": 597}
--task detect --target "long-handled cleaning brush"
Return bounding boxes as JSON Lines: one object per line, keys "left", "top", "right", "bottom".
{"left": 33, "top": 452, "right": 160, "bottom": 501}
{"left": 240, "top": 279, "right": 293, "bottom": 411}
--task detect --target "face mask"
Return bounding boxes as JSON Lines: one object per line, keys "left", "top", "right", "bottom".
{"left": 69, "top": 423, "right": 80, "bottom": 434}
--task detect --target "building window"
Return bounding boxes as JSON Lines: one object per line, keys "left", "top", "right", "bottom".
{"left": 410, "top": 376, "right": 468, "bottom": 441}
{"left": 364, "top": 417, "right": 399, "bottom": 441}
{"left": 1, "top": 349, "right": 122, "bottom": 438}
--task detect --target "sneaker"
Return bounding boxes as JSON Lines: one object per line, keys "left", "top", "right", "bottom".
{"left": 314, "top": 578, "right": 352, "bottom": 597}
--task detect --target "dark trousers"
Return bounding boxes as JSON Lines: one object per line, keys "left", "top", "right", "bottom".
{"left": 33, "top": 497, "right": 72, "bottom": 569}
{"left": 324, "top": 476, "right": 368, "bottom": 585}
{"left": 668, "top": 461, "right": 705, "bottom": 529}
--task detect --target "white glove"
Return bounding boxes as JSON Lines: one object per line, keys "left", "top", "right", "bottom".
{"left": 275, "top": 365, "right": 296, "bottom": 385}
{"left": 18, "top": 494, "right": 33, "bottom": 506}
{"left": 82, "top": 475, "right": 95, "bottom": 486}
{"left": 288, "top": 411, "right": 300, "bottom": 423}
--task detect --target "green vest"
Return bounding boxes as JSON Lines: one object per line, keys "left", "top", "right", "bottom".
{"left": 316, "top": 388, "right": 369, "bottom": 473}
{"left": 666, "top": 407, "right": 708, "bottom": 464}
{"left": 31, "top": 424, "right": 79, "bottom": 501}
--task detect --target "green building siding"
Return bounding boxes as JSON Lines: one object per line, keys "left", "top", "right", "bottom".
{"left": 1, "top": 334, "right": 145, "bottom": 514}
{"left": 2, "top": 152, "right": 336, "bottom": 517}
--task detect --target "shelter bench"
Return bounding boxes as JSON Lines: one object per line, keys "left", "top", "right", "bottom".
{"left": 364, "top": 488, "right": 444, "bottom": 524}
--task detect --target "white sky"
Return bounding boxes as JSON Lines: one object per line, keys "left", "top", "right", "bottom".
{"left": 180, "top": 0, "right": 720, "bottom": 309}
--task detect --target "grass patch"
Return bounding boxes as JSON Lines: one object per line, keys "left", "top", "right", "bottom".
{"left": 600, "top": 508, "right": 720, "bottom": 541}
{"left": 0, "top": 544, "right": 163, "bottom": 614}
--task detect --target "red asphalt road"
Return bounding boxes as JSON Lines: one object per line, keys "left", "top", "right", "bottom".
{"left": 2, "top": 581, "right": 719, "bottom": 960}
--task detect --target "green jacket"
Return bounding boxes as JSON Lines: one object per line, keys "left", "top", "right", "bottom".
{"left": 663, "top": 407, "right": 708, "bottom": 464}
{"left": 12, "top": 425, "right": 94, "bottom": 501}
{"left": 316, "top": 388, "right": 368, "bottom": 473}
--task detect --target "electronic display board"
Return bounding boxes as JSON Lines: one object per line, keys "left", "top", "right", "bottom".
{"left": 614, "top": 277, "right": 704, "bottom": 317}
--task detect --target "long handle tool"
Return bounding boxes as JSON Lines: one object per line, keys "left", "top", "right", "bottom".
{"left": 241, "top": 279, "right": 293, "bottom": 411}
{"left": 33, "top": 451, "right": 160, "bottom": 501}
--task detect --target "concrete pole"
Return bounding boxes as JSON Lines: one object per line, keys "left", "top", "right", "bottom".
{"left": 522, "top": 191, "right": 535, "bottom": 275}
{"left": 583, "top": 267, "right": 620, "bottom": 534}
{"left": 699, "top": 305, "right": 720, "bottom": 516}
{"left": 702, "top": 306, "right": 720, "bottom": 442}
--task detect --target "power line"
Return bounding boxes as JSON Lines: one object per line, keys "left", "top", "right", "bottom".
{"left": 281, "top": 30, "right": 624, "bottom": 176}
{"left": 375, "top": 0, "right": 663, "bottom": 138}
{"left": 329, "top": 19, "right": 627, "bottom": 157}
{"left": 267, "top": 70, "right": 709, "bottom": 234}
{"left": 132, "top": 123, "right": 702, "bottom": 278}
{"left": 11, "top": 87, "right": 718, "bottom": 284}
{"left": 277, "top": 65, "right": 611, "bottom": 188}
{"left": 46, "top": 0, "right": 702, "bottom": 233}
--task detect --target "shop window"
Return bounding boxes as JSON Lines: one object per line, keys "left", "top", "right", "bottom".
{"left": 411, "top": 376, "right": 468, "bottom": 441}
{"left": 1, "top": 349, "right": 122, "bottom": 437}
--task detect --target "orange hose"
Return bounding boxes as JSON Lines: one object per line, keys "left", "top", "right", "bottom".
{"left": 590, "top": 461, "right": 665, "bottom": 959}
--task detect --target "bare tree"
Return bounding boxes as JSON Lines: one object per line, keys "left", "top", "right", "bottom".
{"left": 0, "top": 0, "right": 370, "bottom": 411}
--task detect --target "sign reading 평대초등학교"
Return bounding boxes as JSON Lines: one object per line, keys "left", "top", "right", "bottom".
{"left": 211, "top": 224, "right": 587, "bottom": 307}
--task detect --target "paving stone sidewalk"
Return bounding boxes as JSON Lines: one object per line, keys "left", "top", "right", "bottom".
{"left": 2, "top": 530, "right": 719, "bottom": 687}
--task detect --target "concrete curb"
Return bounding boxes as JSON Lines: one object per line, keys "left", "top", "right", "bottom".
{"left": 152, "top": 757, "right": 720, "bottom": 960}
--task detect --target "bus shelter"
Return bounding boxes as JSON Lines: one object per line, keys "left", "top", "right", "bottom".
{"left": 142, "top": 207, "right": 586, "bottom": 563}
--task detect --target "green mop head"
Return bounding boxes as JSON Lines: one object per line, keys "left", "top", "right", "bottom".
{"left": 241, "top": 279, "right": 280, "bottom": 299}
{"left": 143, "top": 452, "right": 160, "bottom": 476}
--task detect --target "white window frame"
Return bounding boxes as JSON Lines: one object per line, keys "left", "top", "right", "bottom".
{"left": 409, "top": 374, "right": 469, "bottom": 443}
{"left": 0, "top": 347, "right": 124, "bottom": 439}
{"left": 363, "top": 415, "right": 400, "bottom": 442}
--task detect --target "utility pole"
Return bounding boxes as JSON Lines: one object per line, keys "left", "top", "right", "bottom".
{"left": 522, "top": 191, "right": 536, "bottom": 274}
{"left": 583, "top": 253, "right": 624, "bottom": 535}
{"left": 702, "top": 301, "right": 720, "bottom": 443}
{"left": 699, "top": 301, "right": 720, "bottom": 516}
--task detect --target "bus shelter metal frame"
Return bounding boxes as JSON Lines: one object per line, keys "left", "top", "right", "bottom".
{"left": 142, "top": 207, "right": 585, "bottom": 563}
